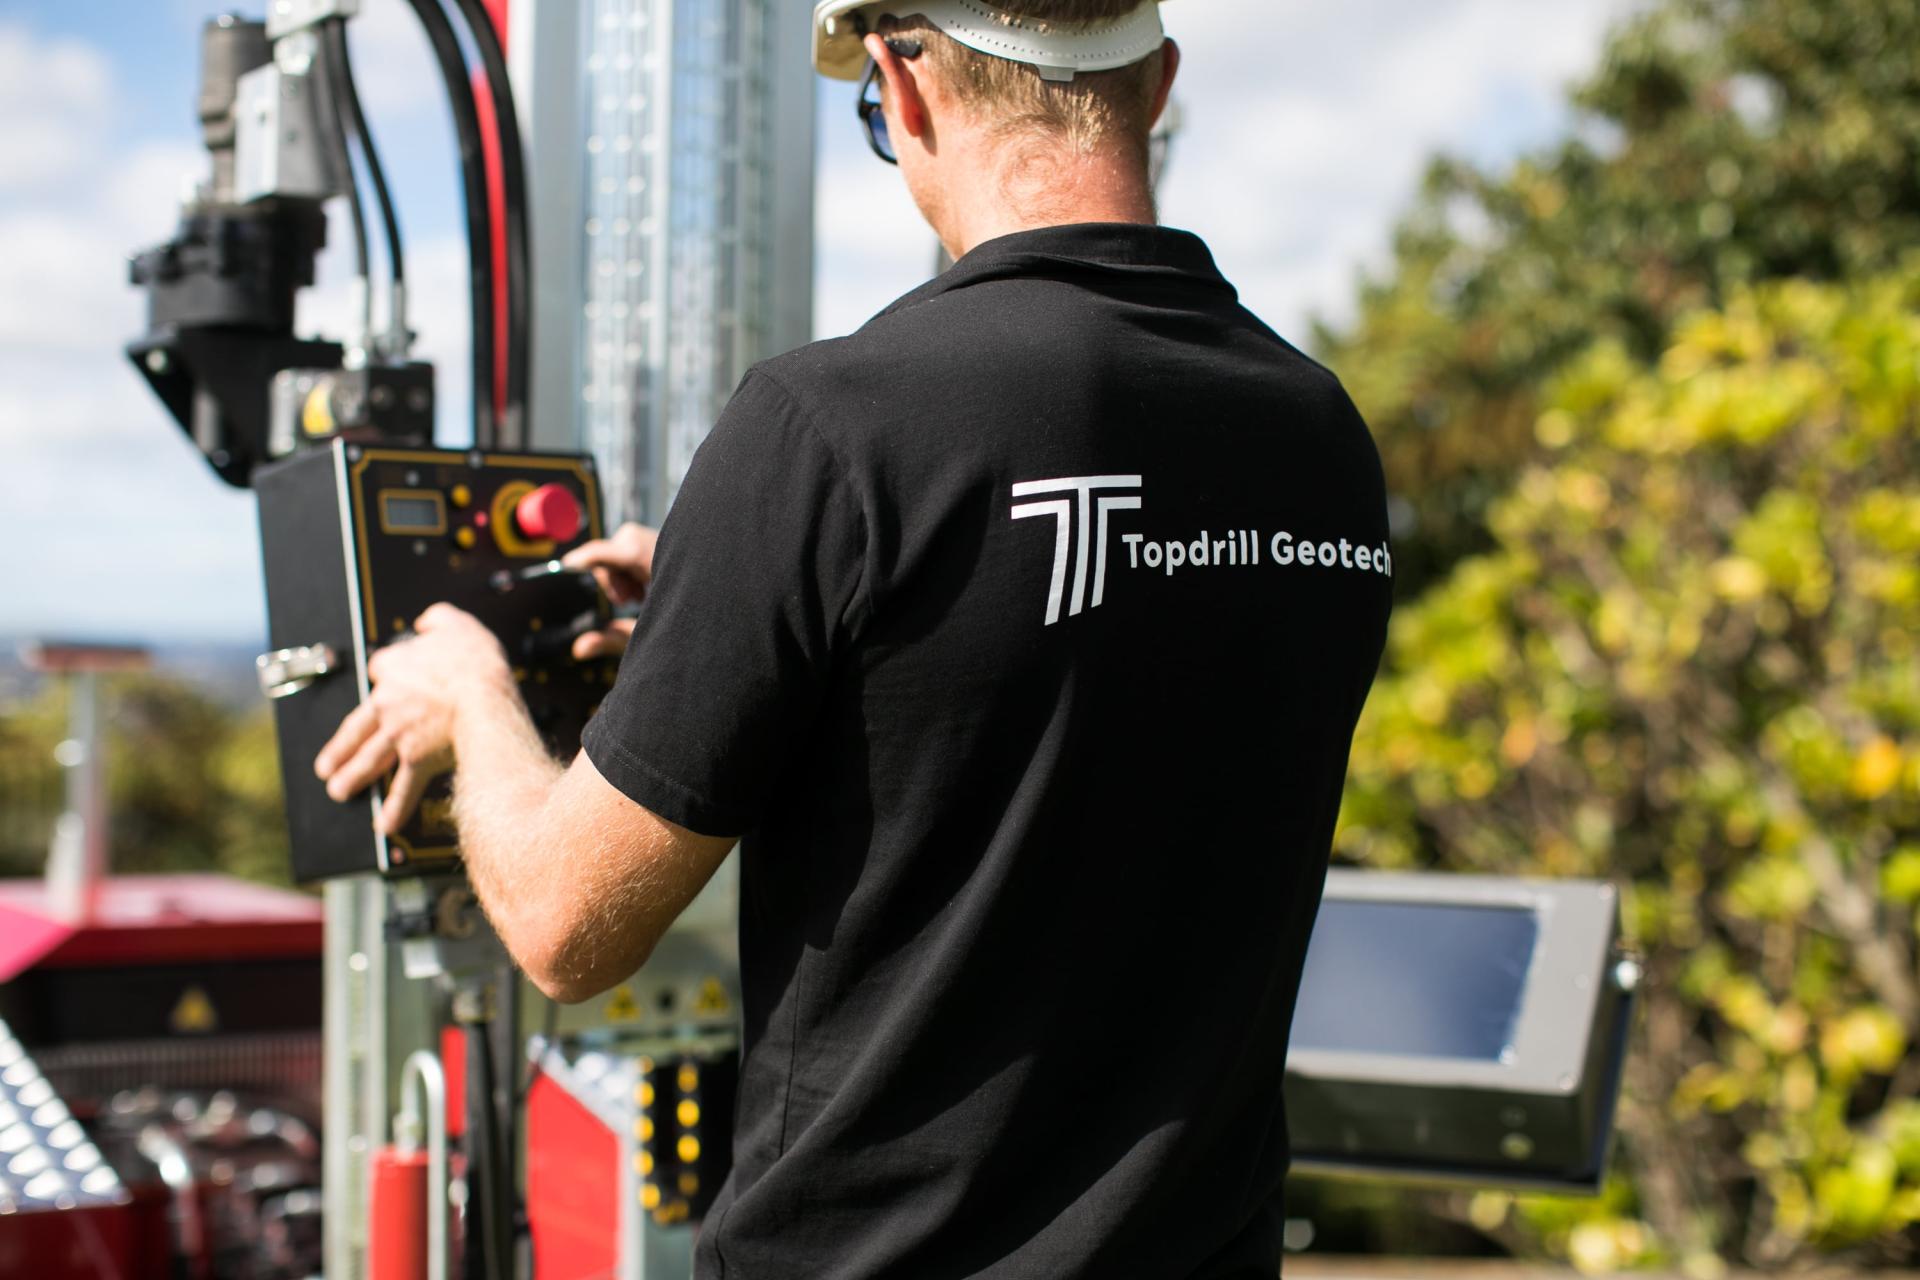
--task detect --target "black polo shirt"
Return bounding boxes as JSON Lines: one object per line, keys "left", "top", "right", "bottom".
{"left": 582, "top": 222, "right": 1393, "bottom": 1278}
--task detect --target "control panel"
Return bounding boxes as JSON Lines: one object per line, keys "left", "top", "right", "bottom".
{"left": 255, "top": 442, "right": 618, "bottom": 881}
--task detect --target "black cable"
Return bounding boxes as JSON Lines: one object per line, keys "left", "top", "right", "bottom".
{"left": 316, "top": 20, "right": 370, "bottom": 289}
{"left": 447, "top": 0, "right": 531, "bottom": 448}
{"left": 401, "top": 0, "right": 496, "bottom": 445}
{"left": 327, "top": 20, "right": 405, "bottom": 286}
{"left": 465, "top": 1018, "right": 509, "bottom": 1280}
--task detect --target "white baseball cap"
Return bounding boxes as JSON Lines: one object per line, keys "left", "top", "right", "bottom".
{"left": 812, "top": 0, "right": 1167, "bottom": 83}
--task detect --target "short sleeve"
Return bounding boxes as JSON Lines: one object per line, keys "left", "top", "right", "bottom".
{"left": 580, "top": 371, "right": 870, "bottom": 835}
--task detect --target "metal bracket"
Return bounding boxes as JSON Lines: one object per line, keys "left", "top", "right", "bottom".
{"left": 266, "top": 0, "right": 361, "bottom": 41}
{"left": 256, "top": 643, "right": 339, "bottom": 699}
{"left": 233, "top": 61, "right": 340, "bottom": 202}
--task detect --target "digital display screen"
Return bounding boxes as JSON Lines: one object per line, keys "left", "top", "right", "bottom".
{"left": 382, "top": 493, "right": 444, "bottom": 533}
{"left": 1289, "top": 900, "right": 1539, "bottom": 1062}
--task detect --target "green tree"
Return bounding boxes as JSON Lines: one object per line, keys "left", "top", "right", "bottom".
{"left": 1337, "top": 269, "right": 1920, "bottom": 1269}
{"left": 1316, "top": 0, "right": 1920, "bottom": 594}
{"left": 0, "top": 675, "right": 291, "bottom": 886}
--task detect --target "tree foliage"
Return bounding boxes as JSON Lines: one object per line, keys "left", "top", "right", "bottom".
{"left": 1336, "top": 269, "right": 1920, "bottom": 1269}
{"left": 1315, "top": 0, "right": 1920, "bottom": 594}
{"left": 0, "top": 675, "right": 291, "bottom": 887}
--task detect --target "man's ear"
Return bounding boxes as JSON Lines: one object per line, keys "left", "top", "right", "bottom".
{"left": 1148, "top": 38, "right": 1180, "bottom": 128}
{"left": 863, "top": 31, "right": 933, "bottom": 147}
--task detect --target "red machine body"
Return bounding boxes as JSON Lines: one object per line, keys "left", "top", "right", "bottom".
{"left": 0, "top": 875, "right": 323, "bottom": 978}
{"left": 0, "top": 874, "right": 325, "bottom": 1280}
{"left": 525, "top": 1068, "right": 624, "bottom": 1279}
{"left": 368, "top": 1148, "right": 432, "bottom": 1280}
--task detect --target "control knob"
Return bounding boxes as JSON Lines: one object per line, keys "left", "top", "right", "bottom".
{"left": 514, "top": 483, "right": 582, "bottom": 543}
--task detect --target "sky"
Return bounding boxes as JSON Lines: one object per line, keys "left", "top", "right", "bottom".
{"left": 0, "top": 0, "right": 1639, "bottom": 644}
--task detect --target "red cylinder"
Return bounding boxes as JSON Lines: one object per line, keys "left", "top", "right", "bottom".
{"left": 368, "top": 1147, "right": 430, "bottom": 1280}
{"left": 514, "top": 482, "right": 584, "bottom": 542}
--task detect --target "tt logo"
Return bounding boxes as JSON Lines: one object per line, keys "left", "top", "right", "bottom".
{"left": 1010, "top": 475, "right": 1143, "bottom": 626}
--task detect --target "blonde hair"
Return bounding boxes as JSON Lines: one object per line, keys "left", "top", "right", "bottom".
{"left": 876, "top": 2, "right": 1166, "bottom": 160}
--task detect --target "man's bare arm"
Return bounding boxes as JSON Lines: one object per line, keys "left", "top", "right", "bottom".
{"left": 314, "top": 602, "right": 734, "bottom": 1005}
{"left": 450, "top": 687, "right": 735, "bottom": 1003}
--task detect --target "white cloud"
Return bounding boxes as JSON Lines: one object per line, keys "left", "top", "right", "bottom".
{"left": 1158, "top": 0, "right": 1641, "bottom": 338}
{"left": 812, "top": 0, "right": 1644, "bottom": 344}
{"left": 0, "top": 22, "right": 114, "bottom": 192}
{"left": 347, "top": 0, "right": 447, "bottom": 117}
{"left": 6, "top": 1, "right": 1649, "bottom": 640}
{"left": 0, "top": 10, "right": 472, "bottom": 641}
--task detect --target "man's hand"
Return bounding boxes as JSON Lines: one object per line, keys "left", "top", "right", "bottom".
{"left": 314, "top": 604, "right": 516, "bottom": 835}
{"left": 561, "top": 522, "right": 658, "bottom": 659}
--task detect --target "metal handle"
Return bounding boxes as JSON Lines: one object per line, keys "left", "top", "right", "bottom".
{"left": 255, "top": 644, "right": 339, "bottom": 699}
{"left": 396, "top": 1048, "right": 450, "bottom": 1280}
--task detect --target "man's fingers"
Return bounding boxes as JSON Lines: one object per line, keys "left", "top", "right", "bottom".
{"left": 414, "top": 602, "right": 466, "bottom": 634}
{"left": 597, "top": 565, "right": 642, "bottom": 606}
{"left": 571, "top": 619, "right": 637, "bottom": 661}
{"left": 379, "top": 760, "right": 432, "bottom": 835}
{"left": 563, "top": 526, "right": 655, "bottom": 605}
{"left": 316, "top": 702, "right": 381, "bottom": 780}
{"left": 560, "top": 538, "right": 613, "bottom": 571}
{"left": 325, "top": 729, "right": 398, "bottom": 802}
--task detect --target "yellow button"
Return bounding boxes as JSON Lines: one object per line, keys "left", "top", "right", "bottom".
{"left": 451, "top": 484, "right": 472, "bottom": 508}
{"left": 455, "top": 527, "right": 477, "bottom": 549}
{"left": 641, "top": 1183, "right": 661, "bottom": 1210}
{"left": 677, "top": 1100, "right": 700, "bottom": 1127}
{"left": 676, "top": 1135, "right": 701, "bottom": 1163}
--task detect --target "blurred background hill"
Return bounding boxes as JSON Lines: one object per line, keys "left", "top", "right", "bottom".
{"left": 0, "top": 0, "right": 1914, "bottom": 1272}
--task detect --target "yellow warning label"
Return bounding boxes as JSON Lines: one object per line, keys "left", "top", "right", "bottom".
{"left": 693, "top": 978, "right": 732, "bottom": 1017}
{"left": 604, "top": 985, "right": 641, "bottom": 1023}
{"left": 170, "top": 986, "right": 219, "bottom": 1034}
{"left": 419, "top": 795, "right": 456, "bottom": 836}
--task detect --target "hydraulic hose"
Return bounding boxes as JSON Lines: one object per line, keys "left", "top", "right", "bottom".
{"left": 447, "top": 0, "right": 532, "bottom": 447}
{"left": 401, "top": 0, "right": 497, "bottom": 445}
{"left": 315, "top": 18, "right": 372, "bottom": 359}
{"left": 327, "top": 19, "right": 405, "bottom": 287}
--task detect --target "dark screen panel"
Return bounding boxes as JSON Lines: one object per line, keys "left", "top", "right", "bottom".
{"left": 1289, "top": 900, "right": 1539, "bottom": 1061}
{"left": 382, "top": 492, "right": 444, "bottom": 532}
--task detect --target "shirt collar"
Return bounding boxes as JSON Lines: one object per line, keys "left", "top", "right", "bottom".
{"left": 871, "top": 222, "right": 1233, "bottom": 322}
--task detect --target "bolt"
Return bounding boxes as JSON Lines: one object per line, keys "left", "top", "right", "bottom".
{"left": 1613, "top": 956, "right": 1643, "bottom": 992}
{"left": 1500, "top": 1132, "right": 1534, "bottom": 1161}
{"left": 144, "top": 350, "right": 170, "bottom": 375}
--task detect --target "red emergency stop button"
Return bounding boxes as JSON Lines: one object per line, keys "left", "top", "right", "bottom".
{"left": 514, "top": 483, "right": 582, "bottom": 542}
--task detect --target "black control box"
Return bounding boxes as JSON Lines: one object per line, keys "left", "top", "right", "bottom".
{"left": 255, "top": 442, "right": 618, "bottom": 882}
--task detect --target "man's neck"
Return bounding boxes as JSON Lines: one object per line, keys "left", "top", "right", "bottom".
{"left": 934, "top": 142, "right": 1157, "bottom": 260}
